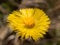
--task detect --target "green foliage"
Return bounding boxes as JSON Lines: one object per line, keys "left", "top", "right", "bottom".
{"left": 46, "top": 41, "right": 53, "bottom": 45}
{"left": 57, "top": 41, "right": 60, "bottom": 45}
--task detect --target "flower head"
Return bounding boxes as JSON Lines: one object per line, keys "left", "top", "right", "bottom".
{"left": 7, "top": 8, "right": 51, "bottom": 41}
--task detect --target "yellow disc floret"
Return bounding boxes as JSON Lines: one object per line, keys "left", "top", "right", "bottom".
{"left": 7, "top": 8, "right": 51, "bottom": 41}
{"left": 23, "top": 16, "right": 34, "bottom": 28}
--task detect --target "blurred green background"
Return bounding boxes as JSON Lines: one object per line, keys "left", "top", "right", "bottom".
{"left": 0, "top": 0, "right": 60, "bottom": 45}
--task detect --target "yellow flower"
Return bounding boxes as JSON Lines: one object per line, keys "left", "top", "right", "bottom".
{"left": 7, "top": 8, "right": 51, "bottom": 41}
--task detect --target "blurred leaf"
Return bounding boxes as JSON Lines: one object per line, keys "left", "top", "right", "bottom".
{"left": 46, "top": 40, "right": 53, "bottom": 45}
{"left": 0, "top": 12, "right": 3, "bottom": 19}
{"left": 57, "top": 41, "right": 60, "bottom": 45}
{"left": 1, "top": 3, "right": 11, "bottom": 12}
{"left": 14, "top": 0, "right": 22, "bottom": 4}
{"left": 46, "top": 0, "right": 57, "bottom": 8}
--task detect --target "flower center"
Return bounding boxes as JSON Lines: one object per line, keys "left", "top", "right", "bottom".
{"left": 23, "top": 17, "right": 35, "bottom": 28}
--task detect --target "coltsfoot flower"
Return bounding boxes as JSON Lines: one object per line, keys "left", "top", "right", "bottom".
{"left": 7, "top": 8, "right": 51, "bottom": 41}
